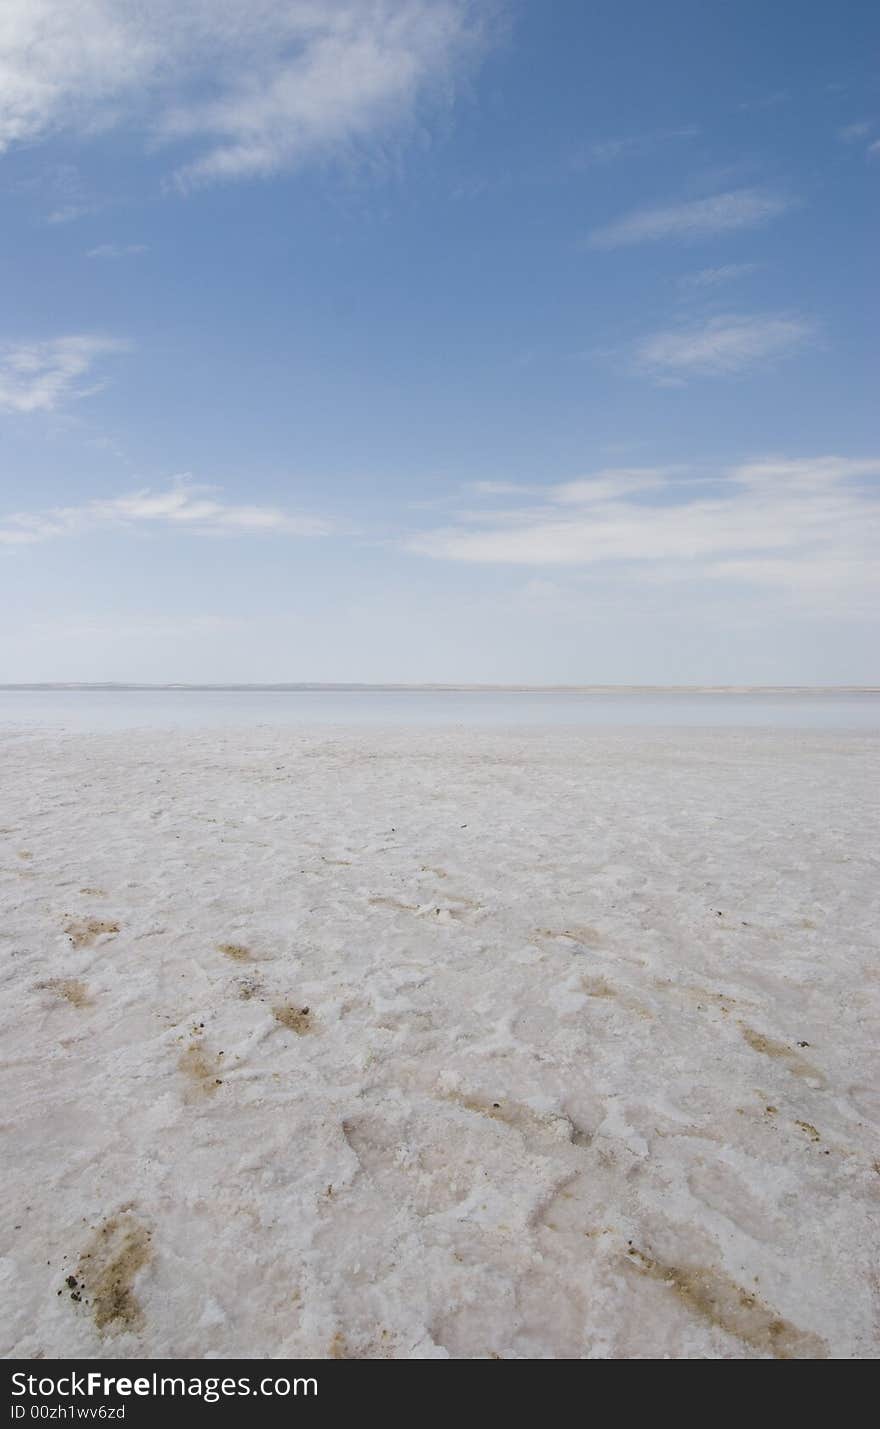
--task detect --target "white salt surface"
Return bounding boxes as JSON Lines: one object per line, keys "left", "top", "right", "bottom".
{"left": 1, "top": 720, "right": 878, "bottom": 1359}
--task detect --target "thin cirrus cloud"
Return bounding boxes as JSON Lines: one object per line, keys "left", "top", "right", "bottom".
{"left": 0, "top": 335, "right": 129, "bottom": 413}
{"left": 86, "top": 243, "right": 148, "bottom": 259}
{"left": 48, "top": 203, "right": 98, "bottom": 225}
{"left": 631, "top": 313, "right": 814, "bottom": 383}
{"left": 588, "top": 188, "right": 793, "bottom": 249}
{"left": 575, "top": 125, "right": 699, "bottom": 167}
{"left": 677, "top": 263, "right": 759, "bottom": 291}
{"left": 406, "top": 458, "right": 880, "bottom": 614}
{"left": 838, "top": 120, "right": 873, "bottom": 142}
{"left": 0, "top": 483, "right": 331, "bottom": 547}
{"left": 0, "top": 1, "right": 489, "bottom": 189}
{"left": 837, "top": 119, "right": 879, "bottom": 159}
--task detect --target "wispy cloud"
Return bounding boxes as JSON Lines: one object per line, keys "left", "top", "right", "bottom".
{"left": 0, "top": 480, "right": 331, "bottom": 546}
{"left": 588, "top": 188, "right": 793, "bottom": 249}
{"left": 459, "top": 470, "right": 674, "bottom": 507}
{"left": 0, "top": 1, "right": 489, "bottom": 188}
{"left": 48, "top": 204, "right": 99, "bottom": 225}
{"left": 632, "top": 313, "right": 813, "bottom": 383}
{"left": 838, "top": 120, "right": 873, "bottom": 142}
{"left": 574, "top": 126, "right": 699, "bottom": 167}
{"left": 737, "top": 90, "right": 790, "bottom": 112}
{"left": 677, "top": 263, "right": 759, "bottom": 291}
{"left": 406, "top": 457, "right": 880, "bottom": 614}
{"left": 0, "top": 335, "right": 129, "bottom": 413}
{"left": 86, "top": 243, "right": 148, "bottom": 259}
{"left": 11, "top": 160, "right": 101, "bottom": 225}
{"left": 466, "top": 481, "right": 536, "bottom": 497}
{"left": 836, "top": 119, "right": 879, "bottom": 159}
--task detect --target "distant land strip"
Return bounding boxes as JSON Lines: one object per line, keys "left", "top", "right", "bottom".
{"left": 1, "top": 684, "right": 878, "bottom": 696}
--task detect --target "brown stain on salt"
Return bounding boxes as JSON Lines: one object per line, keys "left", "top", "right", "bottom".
{"left": 535, "top": 925, "right": 603, "bottom": 946}
{"left": 795, "top": 1120, "right": 821, "bottom": 1143}
{"left": 579, "top": 972, "right": 652, "bottom": 1019}
{"left": 455, "top": 1095, "right": 512, "bottom": 1124}
{"left": 581, "top": 974, "right": 617, "bottom": 998}
{"left": 665, "top": 982, "right": 740, "bottom": 1014}
{"left": 624, "top": 1247, "right": 826, "bottom": 1358}
{"left": 738, "top": 1023, "right": 824, "bottom": 1083}
{"left": 217, "top": 942, "right": 253, "bottom": 963}
{"left": 38, "top": 978, "right": 92, "bottom": 1008}
{"left": 444, "top": 1092, "right": 570, "bottom": 1143}
{"left": 179, "top": 1042, "right": 224, "bottom": 1097}
{"left": 76, "top": 1214, "right": 151, "bottom": 1332}
{"left": 64, "top": 918, "right": 120, "bottom": 950}
{"left": 274, "top": 1003, "right": 313, "bottom": 1035}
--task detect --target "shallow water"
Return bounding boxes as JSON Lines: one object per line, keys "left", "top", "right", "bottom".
{"left": 0, "top": 687, "right": 877, "bottom": 731}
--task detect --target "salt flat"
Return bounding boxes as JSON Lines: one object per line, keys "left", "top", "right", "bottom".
{"left": 1, "top": 721, "right": 878, "bottom": 1359}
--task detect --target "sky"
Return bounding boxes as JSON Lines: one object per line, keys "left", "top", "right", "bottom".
{"left": 0, "top": 0, "right": 877, "bottom": 685}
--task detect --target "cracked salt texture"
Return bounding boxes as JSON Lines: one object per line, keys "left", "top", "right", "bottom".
{"left": 1, "top": 721, "right": 877, "bottom": 1358}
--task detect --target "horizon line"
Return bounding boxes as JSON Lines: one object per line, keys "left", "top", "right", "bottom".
{"left": 1, "top": 683, "right": 878, "bottom": 695}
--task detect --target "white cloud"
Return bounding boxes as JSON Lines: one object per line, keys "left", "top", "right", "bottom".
{"left": 86, "top": 243, "right": 147, "bottom": 258}
{"left": 456, "top": 469, "right": 674, "bottom": 520}
{"left": 836, "top": 120, "right": 879, "bottom": 160}
{"left": 551, "top": 468, "right": 671, "bottom": 503}
{"left": 632, "top": 313, "right": 813, "bottom": 382}
{"left": 48, "top": 203, "right": 97, "bottom": 224}
{"left": 406, "top": 457, "right": 880, "bottom": 614}
{"left": 588, "top": 188, "right": 793, "bottom": 249}
{"left": 0, "top": 1, "right": 488, "bottom": 187}
{"left": 16, "top": 160, "right": 101, "bottom": 223}
{"left": 0, "top": 480, "right": 331, "bottom": 545}
{"left": 677, "top": 263, "right": 759, "bottom": 290}
{"left": 838, "top": 120, "right": 873, "bottom": 142}
{"left": 577, "top": 126, "right": 699, "bottom": 166}
{"left": 737, "top": 90, "right": 789, "bottom": 112}
{"left": 0, "top": 335, "right": 128, "bottom": 413}
{"left": 466, "top": 481, "right": 535, "bottom": 496}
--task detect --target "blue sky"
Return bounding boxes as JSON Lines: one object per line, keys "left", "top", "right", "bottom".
{"left": 0, "top": 0, "right": 877, "bottom": 683}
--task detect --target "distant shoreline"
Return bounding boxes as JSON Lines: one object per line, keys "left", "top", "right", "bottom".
{"left": 1, "top": 684, "right": 878, "bottom": 696}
